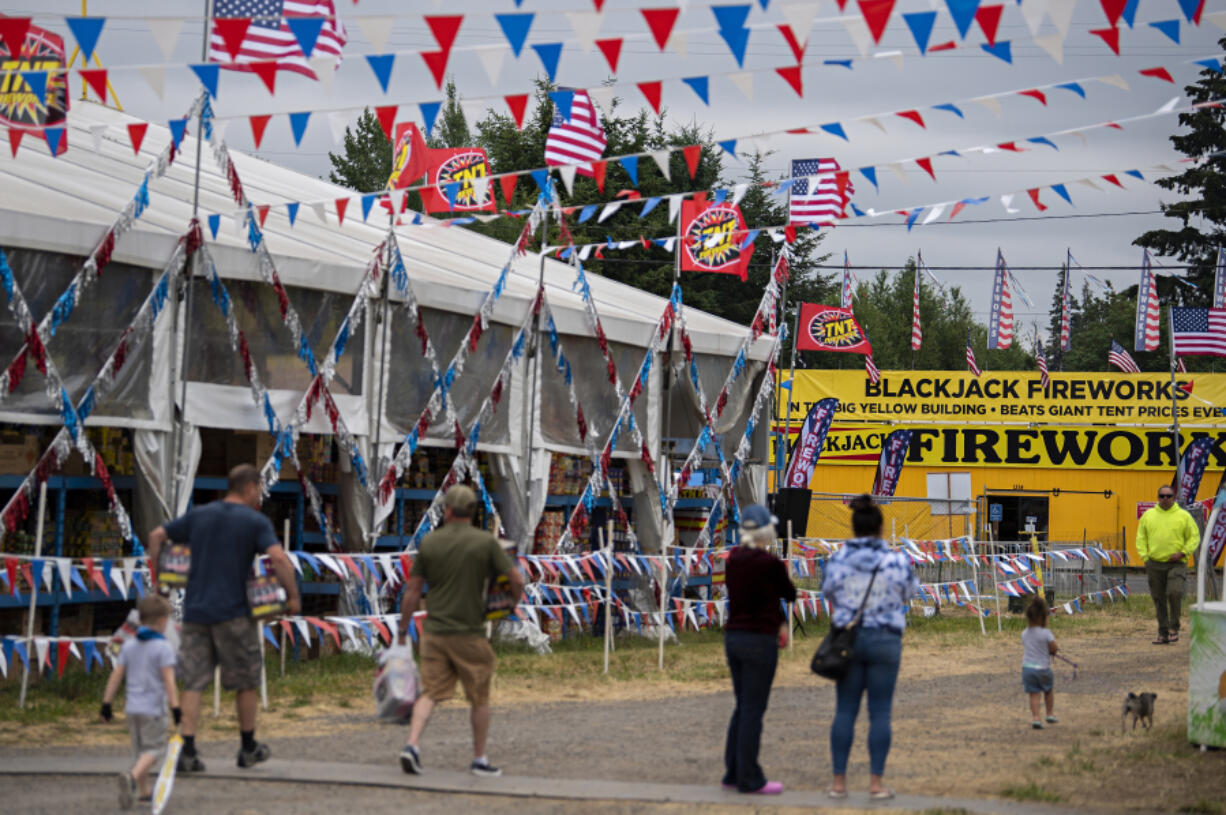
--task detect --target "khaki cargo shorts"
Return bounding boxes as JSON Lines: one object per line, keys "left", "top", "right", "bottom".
{"left": 128, "top": 713, "right": 168, "bottom": 759}
{"left": 180, "top": 616, "right": 261, "bottom": 692}
{"left": 420, "top": 633, "right": 496, "bottom": 706}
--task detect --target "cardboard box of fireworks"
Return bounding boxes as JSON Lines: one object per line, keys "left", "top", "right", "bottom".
{"left": 0, "top": 433, "right": 40, "bottom": 474}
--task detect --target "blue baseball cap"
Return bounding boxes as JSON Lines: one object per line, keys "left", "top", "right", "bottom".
{"left": 740, "top": 504, "right": 777, "bottom": 532}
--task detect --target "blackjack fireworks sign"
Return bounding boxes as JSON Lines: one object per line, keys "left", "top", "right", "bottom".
{"left": 0, "top": 17, "right": 68, "bottom": 151}
{"left": 795, "top": 304, "right": 873, "bottom": 354}
{"left": 680, "top": 196, "right": 753, "bottom": 281}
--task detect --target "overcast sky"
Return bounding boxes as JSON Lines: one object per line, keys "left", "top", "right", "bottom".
{"left": 27, "top": 0, "right": 1226, "bottom": 339}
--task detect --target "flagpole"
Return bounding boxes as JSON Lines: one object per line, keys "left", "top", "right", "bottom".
{"left": 780, "top": 299, "right": 802, "bottom": 489}
{"left": 771, "top": 249, "right": 785, "bottom": 491}
{"left": 1168, "top": 305, "right": 1182, "bottom": 490}
{"left": 658, "top": 210, "right": 682, "bottom": 672}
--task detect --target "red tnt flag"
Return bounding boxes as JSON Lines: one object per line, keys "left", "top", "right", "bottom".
{"left": 679, "top": 194, "right": 753, "bottom": 281}
{"left": 418, "top": 146, "right": 496, "bottom": 214}
{"left": 795, "top": 304, "right": 873, "bottom": 353}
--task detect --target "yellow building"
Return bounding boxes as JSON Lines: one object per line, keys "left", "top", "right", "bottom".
{"left": 775, "top": 370, "right": 1226, "bottom": 566}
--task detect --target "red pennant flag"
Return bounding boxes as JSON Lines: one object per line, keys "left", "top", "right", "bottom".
{"left": 504, "top": 94, "right": 528, "bottom": 128}
{"left": 1027, "top": 188, "right": 1047, "bottom": 211}
{"left": 79, "top": 68, "right": 108, "bottom": 103}
{"left": 1098, "top": 0, "right": 1128, "bottom": 27}
{"left": 641, "top": 7, "right": 680, "bottom": 51}
{"left": 1139, "top": 66, "right": 1174, "bottom": 83}
{"left": 637, "top": 80, "right": 662, "bottom": 114}
{"left": 1102, "top": 173, "right": 1125, "bottom": 188}
{"left": 248, "top": 115, "right": 270, "bottom": 148}
{"left": 4, "top": 557, "right": 16, "bottom": 595}
{"left": 949, "top": 201, "right": 967, "bottom": 220}
{"left": 593, "top": 0, "right": 606, "bottom": 10}
{"left": 930, "top": 40, "right": 957, "bottom": 51}
{"left": 7, "top": 127, "right": 24, "bottom": 158}
{"left": 0, "top": 17, "right": 31, "bottom": 59}
{"left": 997, "top": 141, "right": 1022, "bottom": 151}
{"left": 56, "top": 640, "right": 71, "bottom": 678}
{"left": 256, "top": 204, "right": 270, "bottom": 228}
{"left": 592, "top": 160, "right": 607, "bottom": 192}
{"left": 1018, "top": 89, "right": 1047, "bottom": 105}
{"left": 857, "top": 0, "right": 897, "bottom": 43}
{"left": 251, "top": 60, "right": 278, "bottom": 93}
{"left": 1090, "top": 26, "right": 1121, "bottom": 55}
{"left": 916, "top": 157, "right": 936, "bottom": 180}
{"left": 335, "top": 197, "right": 349, "bottom": 224}
{"left": 374, "top": 105, "right": 397, "bottom": 140}
{"left": 777, "top": 24, "right": 806, "bottom": 62}
{"left": 424, "top": 15, "right": 463, "bottom": 54}
{"left": 975, "top": 5, "right": 1004, "bottom": 46}
{"left": 596, "top": 38, "right": 623, "bottom": 73}
{"left": 776, "top": 65, "right": 804, "bottom": 97}
{"left": 682, "top": 144, "right": 701, "bottom": 178}
{"left": 213, "top": 17, "right": 251, "bottom": 61}
{"left": 499, "top": 173, "right": 518, "bottom": 207}
{"left": 420, "top": 50, "right": 448, "bottom": 89}
{"left": 784, "top": 225, "right": 797, "bottom": 244}
{"left": 896, "top": 109, "right": 925, "bottom": 128}
{"left": 126, "top": 123, "right": 148, "bottom": 155}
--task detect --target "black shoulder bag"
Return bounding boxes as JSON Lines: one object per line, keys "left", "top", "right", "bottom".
{"left": 810, "top": 562, "right": 881, "bottom": 681}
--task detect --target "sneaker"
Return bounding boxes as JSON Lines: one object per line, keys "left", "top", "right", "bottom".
{"left": 1046, "top": 715, "right": 1059, "bottom": 724}
{"left": 1169, "top": 632, "right": 1180, "bottom": 643}
{"left": 399, "top": 744, "right": 424, "bottom": 775}
{"left": 176, "top": 753, "right": 206, "bottom": 773}
{"left": 117, "top": 772, "right": 135, "bottom": 810}
{"left": 1032, "top": 720, "right": 1044, "bottom": 729}
{"left": 746, "top": 781, "right": 783, "bottom": 795}
{"left": 236, "top": 742, "right": 271, "bottom": 768}
{"left": 470, "top": 758, "right": 502, "bottom": 778}
{"left": 1152, "top": 636, "right": 1170, "bottom": 645}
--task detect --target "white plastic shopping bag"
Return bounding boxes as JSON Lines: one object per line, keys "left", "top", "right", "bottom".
{"left": 373, "top": 643, "right": 418, "bottom": 723}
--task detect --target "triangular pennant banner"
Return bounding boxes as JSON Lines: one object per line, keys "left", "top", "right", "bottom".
{"left": 682, "top": 75, "right": 709, "bottom": 105}
{"left": 641, "top": 8, "right": 681, "bottom": 51}
{"left": 286, "top": 16, "right": 325, "bottom": 58}
{"left": 945, "top": 0, "right": 982, "bottom": 38}
{"left": 190, "top": 64, "right": 219, "bottom": 99}
{"left": 366, "top": 54, "right": 395, "bottom": 92}
{"left": 903, "top": 11, "right": 936, "bottom": 53}
{"left": 531, "top": 42, "right": 563, "bottom": 82}
{"left": 595, "top": 38, "right": 622, "bottom": 73}
{"left": 495, "top": 13, "right": 534, "bottom": 57}
{"left": 857, "top": 0, "right": 897, "bottom": 43}
{"left": 66, "top": 16, "right": 106, "bottom": 62}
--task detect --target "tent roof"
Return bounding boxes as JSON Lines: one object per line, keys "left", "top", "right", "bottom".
{"left": 0, "top": 102, "right": 772, "bottom": 359}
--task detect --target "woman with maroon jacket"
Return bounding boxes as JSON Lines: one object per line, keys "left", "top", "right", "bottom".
{"left": 720, "top": 504, "right": 797, "bottom": 795}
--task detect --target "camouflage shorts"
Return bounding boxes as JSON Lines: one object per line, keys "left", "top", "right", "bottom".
{"left": 180, "top": 617, "right": 261, "bottom": 692}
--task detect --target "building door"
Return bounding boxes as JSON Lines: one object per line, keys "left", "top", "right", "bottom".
{"left": 988, "top": 494, "right": 1050, "bottom": 541}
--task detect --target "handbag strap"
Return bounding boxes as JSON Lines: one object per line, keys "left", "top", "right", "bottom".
{"left": 848, "top": 560, "right": 883, "bottom": 628}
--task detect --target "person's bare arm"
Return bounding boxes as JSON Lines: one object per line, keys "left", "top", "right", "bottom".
{"left": 160, "top": 663, "right": 182, "bottom": 726}
{"left": 264, "top": 544, "right": 300, "bottom": 616}
{"left": 507, "top": 566, "right": 526, "bottom": 605}
{"left": 146, "top": 526, "right": 168, "bottom": 579}
{"left": 399, "top": 575, "right": 425, "bottom": 643}
{"left": 100, "top": 663, "right": 125, "bottom": 722}
{"left": 1048, "top": 638, "right": 1059, "bottom": 655}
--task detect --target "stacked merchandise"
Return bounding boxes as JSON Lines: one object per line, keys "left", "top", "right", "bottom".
{"left": 533, "top": 510, "right": 565, "bottom": 554}
{"left": 89, "top": 427, "right": 134, "bottom": 476}
{"left": 675, "top": 478, "right": 728, "bottom": 548}
{"left": 296, "top": 435, "right": 337, "bottom": 484}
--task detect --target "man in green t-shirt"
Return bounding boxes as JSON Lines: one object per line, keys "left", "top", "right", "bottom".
{"left": 397, "top": 485, "right": 523, "bottom": 778}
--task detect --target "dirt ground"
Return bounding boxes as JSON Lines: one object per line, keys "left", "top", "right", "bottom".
{"left": 3, "top": 608, "right": 1223, "bottom": 814}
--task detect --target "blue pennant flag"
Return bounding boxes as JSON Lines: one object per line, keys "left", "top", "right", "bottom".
{"left": 945, "top": 0, "right": 981, "bottom": 39}
{"left": 577, "top": 204, "right": 598, "bottom": 223}
{"left": 619, "top": 156, "right": 638, "bottom": 185}
{"left": 712, "top": 188, "right": 728, "bottom": 205}
{"left": 549, "top": 90, "right": 574, "bottom": 121}
{"left": 44, "top": 126, "right": 64, "bottom": 156}
{"left": 640, "top": 196, "right": 661, "bottom": 217}
{"left": 903, "top": 11, "right": 936, "bottom": 54}
{"left": 1051, "top": 184, "right": 1071, "bottom": 205}
{"left": 360, "top": 194, "right": 377, "bottom": 221}
{"left": 717, "top": 139, "right": 738, "bottom": 158}
{"left": 739, "top": 229, "right": 760, "bottom": 250}
{"left": 859, "top": 166, "right": 878, "bottom": 190}
{"left": 824, "top": 59, "right": 853, "bottom": 69}
{"left": 190, "top": 64, "right": 219, "bottom": 99}
{"left": 50, "top": 284, "right": 76, "bottom": 334}
{"left": 981, "top": 41, "right": 1012, "bottom": 63}
{"left": 78, "top": 387, "right": 96, "bottom": 422}
{"left": 419, "top": 101, "right": 442, "bottom": 138}
{"left": 66, "top": 16, "right": 106, "bottom": 62}
{"left": 1027, "top": 136, "right": 1058, "bottom": 150}
{"left": 850, "top": 202, "right": 865, "bottom": 217}
{"left": 1056, "top": 82, "right": 1085, "bottom": 98}
{"left": 1195, "top": 58, "right": 1223, "bottom": 74}
{"left": 443, "top": 181, "right": 461, "bottom": 209}
{"left": 1121, "top": 0, "right": 1140, "bottom": 26}
{"left": 1176, "top": 0, "right": 1200, "bottom": 23}
{"left": 905, "top": 208, "right": 922, "bottom": 230}
{"left": 207, "top": 213, "right": 221, "bottom": 238}
{"left": 932, "top": 102, "right": 964, "bottom": 118}
{"left": 1124, "top": 169, "right": 1144, "bottom": 181}
{"left": 286, "top": 202, "right": 299, "bottom": 227}
{"left": 288, "top": 112, "right": 310, "bottom": 146}
{"left": 532, "top": 42, "right": 563, "bottom": 82}
{"left": 716, "top": 25, "right": 750, "bottom": 67}
{"left": 495, "top": 13, "right": 534, "bottom": 57}
{"left": 286, "top": 16, "right": 325, "bottom": 58}
{"left": 820, "top": 122, "right": 848, "bottom": 141}
{"left": 333, "top": 319, "right": 350, "bottom": 359}
{"left": 682, "top": 76, "right": 709, "bottom": 105}
{"left": 365, "top": 54, "right": 394, "bottom": 93}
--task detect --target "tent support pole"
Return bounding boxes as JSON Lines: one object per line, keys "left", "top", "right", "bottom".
{"left": 524, "top": 204, "right": 549, "bottom": 546}
{"left": 369, "top": 227, "right": 393, "bottom": 553}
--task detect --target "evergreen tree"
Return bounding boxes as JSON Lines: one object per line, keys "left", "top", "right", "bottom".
{"left": 1135, "top": 37, "right": 1226, "bottom": 301}
{"left": 429, "top": 79, "right": 472, "bottom": 149}
{"left": 326, "top": 108, "right": 391, "bottom": 193}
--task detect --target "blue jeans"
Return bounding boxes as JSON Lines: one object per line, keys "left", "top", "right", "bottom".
{"left": 722, "top": 630, "right": 779, "bottom": 792}
{"left": 830, "top": 626, "right": 902, "bottom": 777}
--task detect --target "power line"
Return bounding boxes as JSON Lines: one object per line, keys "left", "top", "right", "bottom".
{"left": 832, "top": 209, "right": 1170, "bottom": 227}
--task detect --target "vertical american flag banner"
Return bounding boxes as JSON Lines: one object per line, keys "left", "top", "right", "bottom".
{"left": 966, "top": 332, "right": 982, "bottom": 377}
{"left": 209, "top": 0, "right": 347, "bottom": 77}
{"left": 865, "top": 354, "right": 880, "bottom": 385}
{"left": 1214, "top": 247, "right": 1226, "bottom": 309}
{"left": 784, "top": 398, "right": 839, "bottom": 489}
{"left": 544, "top": 89, "right": 607, "bottom": 176}
{"left": 987, "top": 249, "right": 1014, "bottom": 349}
{"left": 1174, "top": 436, "right": 1217, "bottom": 507}
{"left": 1036, "top": 336, "right": 1050, "bottom": 389}
{"left": 910, "top": 264, "right": 922, "bottom": 351}
{"left": 1108, "top": 338, "right": 1141, "bottom": 373}
{"left": 789, "top": 158, "right": 853, "bottom": 226}
{"left": 872, "top": 429, "right": 913, "bottom": 498}
{"left": 1060, "top": 250, "right": 1073, "bottom": 352}
{"left": 1135, "top": 250, "right": 1161, "bottom": 352}
{"left": 1206, "top": 469, "right": 1226, "bottom": 567}
{"left": 840, "top": 251, "right": 854, "bottom": 309}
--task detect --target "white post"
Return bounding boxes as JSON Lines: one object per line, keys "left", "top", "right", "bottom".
{"left": 213, "top": 667, "right": 221, "bottom": 717}
{"left": 786, "top": 520, "right": 794, "bottom": 652}
{"left": 258, "top": 622, "right": 268, "bottom": 710}
{"left": 18, "top": 481, "right": 48, "bottom": 709}
{"left": 1198, "top": 506, "right": 1216, "bottom": 608}
{"left": 891, "top": 517, "right": 897, "bottom": 546}
{"left": 968, "top": 516, "right": 986, "bottom": 637}
{"left": 988, "top": 526, "right": 1003, "bottom": 632}
{"left": 657, "top": 541, "right": 669, "bottom": 672}
{"left": 281, "top": 519, "right": 290, "bottom": 678}
{"left": 601, "top": 525, "right": 613, "bottom": 674}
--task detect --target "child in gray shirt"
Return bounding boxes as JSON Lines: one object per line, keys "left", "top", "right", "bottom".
{"left": 101, "top": 595, "right": 180, "bottom": 809}
{"left": 1020, "top": 595, "right": 1059, "bottom": 730}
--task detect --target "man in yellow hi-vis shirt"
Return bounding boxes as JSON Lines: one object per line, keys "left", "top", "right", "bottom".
{"left": 1136, "top": 486, "right": 1199, "bottom": 645}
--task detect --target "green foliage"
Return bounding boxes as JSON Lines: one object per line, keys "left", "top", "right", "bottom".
{"left": 1000, "top": 782, "right": 1063, "bottom": 803}
{"left": 1135, "top": 36, "right": 1226, "bottom": 301}
{"left": 326, "top": 108, "right": 391, "bottom": 193}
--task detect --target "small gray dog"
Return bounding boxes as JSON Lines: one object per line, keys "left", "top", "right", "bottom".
{"left": 1122, "top": 692, "right": 1157, "bottom": 733}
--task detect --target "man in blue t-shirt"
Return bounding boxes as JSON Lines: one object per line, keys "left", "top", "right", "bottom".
{"left": 147, "top": 464, "right": 299, "bottom": 773}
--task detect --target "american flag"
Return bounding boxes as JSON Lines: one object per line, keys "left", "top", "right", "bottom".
{"left": 544, "top": 89, "right": 607, "bottom": 176}
{"left": 1059, "top": 250, "right": 1072, "bottom": 352}
{"left": 987, "top": 249, "right": 1013, "bottom": 350}
{"left": 1036, "top": 338, "right": 1050, "bottom": 389}
{"left": 910, "top": 266, "right": 922, "bottom": 351}
{"left": 789, "top": 158, "right": 853, "bottom": 226}
{"left": 865, "top": 354, "right": 880, "bottom": 385}
{"left": 1135, "top": 250, "right": 1161, "bottom": 352}
{"left": 1171, "top": 308, "right": 1226, "bottom": 357}
{"left": 966, "top": 333, "right": 981, "bottom": 378}
{"left": 209, "top": 0, "right": 346, "bottom": 78}
{"left": 840, "top": 251, "right": 855, "bottom": 308}
{"left": 1108, "top": 338, "right": 1141, "bottom": 373}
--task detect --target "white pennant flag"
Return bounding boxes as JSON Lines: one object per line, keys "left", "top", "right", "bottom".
{"left": 40, "top": 560, "right": 54, "bottom": 592}
{"left": 111, "top": 563, "right": 129, "bottom": 596}
{"left": 328, "top": 112, "right": 350, "bottom": 144}
{"left": 294, "top": 618, "right": 312, "bottom": 644}
{"left": 1046, "top": 0, "right": 1077, "bottom": 37}
{"left": 669, "top": 29, "right": 688, "bottom": 57}
{"left": 923, "top": 204, "right": 946, "bottom": 225}
{"left": 650, "top": 150, "right": 671, "bottom": 181}
{"left": 782, "top": 1, "right": 821, "bottom": 40}
{"left": 579, "top": 244, "right": 594, "bottom": 260}
{"left": 565, "top": 11, "right": 603, "bottom": 53}
{"left": 840, "top": 16, "right": 873, "bottom": 57}
{"left": 57, "top": 559, "right": 74, "bottom": 599}
{"left": 1098, "top": 73, "right": 1130, "bottom": 91}
{"left": 0, "top": 644, "right": 6, "bottom": 678}
{"left": 473, "top": 174, "right": 493, "bottom": 201}
{"left": 598, "top": 201, "right": 622, "bottom": 222}
{"left": 145, "top": 17, "right": 183, "bottom": 61}
{"left": 139, "top": 66, "right": 165, "bottom": 100}
{"left": 863, "top": 116, "right": 887, "bottom": 133}
{"left": 587, "top": 85, "right": 616, "bottom": 113}
{"left": 89, "top": 124, "right": 106, "bottom": 152}
{"left": 1033, "top": 33, "right": 1064, "bottom": 63}
{"left": 1001, "top": 194, "right": 1019, "bottom": 213}
{"left": 1207, "top": 10, "right": 1226, "bottom": 30}
{"left": 212, "top": 117, "right": 229, "bottom": 145}
{"left": 357, "top": 16, "right": 395, "bottom": 53}
{"left": 1077, "top": 178, "right": 1102, "bottom": 191}
{"left": 123, "top": 558, "right": 140, "bottom": 596}
{"left": 310, "top": 56, "right": 337, "bottom": 92}
{"left": 668, "top": 194, "right": 683, "bottom": 223}
{"left": 1156, "top": 96, "right": 1181, "bottom": 114}
{"left": 659, "top": 237, "right": 676, "bottom": 252}
{"left": 477, "top": 46, "right": 506, "bottom": 87}
{"left": 731, "top": 183, "right": 749, "bottom": 205}
{"left": 34, "top": 637, "right": 50, "bottom": 669}
{"left": 875, "top": 50, "right": 904, "bottom": 69}
{"left": 1068, "top": 130, "right": 1087, "bottom": 145}
{"left": 888, "top": 163, "right": 909, "bottom": 184}
{"left": 972, "top": 96, "right": 1003, "bottom": 117}
{"left": 728, "top": 72, "right": 754, "bottom": 101}
{"left": 1019, "top": 0, "right": 1048, "bottom": 35}
{"left": 312, "top": 202, "right": 328, "bottom": 225}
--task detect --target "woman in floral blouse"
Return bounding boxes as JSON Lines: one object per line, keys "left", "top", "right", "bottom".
{"left": 821, "top": 495, "right": 919, "bottom": 801}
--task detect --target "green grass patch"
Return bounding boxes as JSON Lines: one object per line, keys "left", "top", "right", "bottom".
{"left": 1000, "top": 782, "right": 1063, "bottom": 803}
{"left": 1179, "top": 802, "right": 1225, "bottom": 815}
